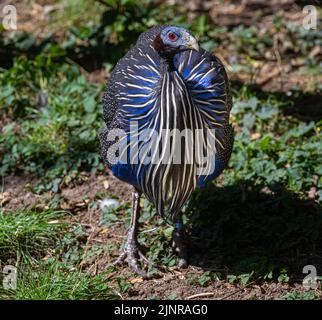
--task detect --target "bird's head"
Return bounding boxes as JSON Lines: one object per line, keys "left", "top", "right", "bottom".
{"left": 154, "top": 26, "right": 199, "bottom": 56}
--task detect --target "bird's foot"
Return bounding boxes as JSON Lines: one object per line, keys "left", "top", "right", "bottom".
{"left": 114, "top": 238, "right": 153, "bottom": 278}
{"left": 172, "top": 223, "right": 189, "bottom": 268}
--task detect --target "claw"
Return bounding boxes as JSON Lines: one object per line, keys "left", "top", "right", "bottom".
{"left": 138, "top": 251, "right": 152, "bottom": 265}
{"left": 114, "top": 240, "right": 153, "bottom": 278}
{"left": 112, "top": 191, "right": 156, "bottom": 278}
{"left": 113, "top": 251, "right": 126, "bottom": 266}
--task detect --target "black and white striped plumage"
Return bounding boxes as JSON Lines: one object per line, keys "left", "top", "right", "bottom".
{"left": 99, "top": 25, "right": 233, "bottom": 222}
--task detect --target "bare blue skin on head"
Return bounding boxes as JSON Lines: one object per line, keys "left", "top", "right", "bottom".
{"left": 159, "top": 26, "right": 199, "bottom": 53}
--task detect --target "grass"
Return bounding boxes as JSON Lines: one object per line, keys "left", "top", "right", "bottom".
{"left": 0, "top": 0, "right": 321, "bottom": 299}
{"left": 0, "top": 209, "right": 66, "bottom": 261}
{"left": 0, "top": 209, "right": 118, "bottom": 300}
{"left": 0, "top": 257, "right": 115, "bottom": 300}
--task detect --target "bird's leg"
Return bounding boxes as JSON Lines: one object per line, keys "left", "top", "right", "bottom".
{"left": 171, "top": 216, "right": 188, "bottom": 268}
{"left": 114, "top": 190, "right": 152, "bottom": 278}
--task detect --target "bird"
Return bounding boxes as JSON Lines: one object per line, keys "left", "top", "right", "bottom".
{"left": 99, "top": 25, "right": 233, "bottom": 277}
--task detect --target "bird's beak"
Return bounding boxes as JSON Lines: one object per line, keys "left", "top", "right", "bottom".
{"left": 184, "top": 33, "right": 199, "bottom": 51}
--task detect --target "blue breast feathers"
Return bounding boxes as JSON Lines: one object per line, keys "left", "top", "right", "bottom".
{"left": 111, "top": 47, "right": 227, "bottom": 189}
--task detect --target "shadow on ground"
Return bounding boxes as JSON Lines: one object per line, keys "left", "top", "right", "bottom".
{"left": 186, "top": 182, "right": 322, "bottom": 281}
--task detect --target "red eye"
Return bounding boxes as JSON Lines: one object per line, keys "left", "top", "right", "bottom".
{"left": 168, "top": 32, "right": 178, "bottom": 41}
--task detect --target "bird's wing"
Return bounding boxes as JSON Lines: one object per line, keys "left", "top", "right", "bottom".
{"left": 100, "top": 41, "right": 164, "bottom": 186}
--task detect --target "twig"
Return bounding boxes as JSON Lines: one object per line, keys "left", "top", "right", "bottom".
{"left": 219, "top": 281, "right": 256, "bottom": 300}
{"left": 186, "top": 292, "right": 214, "bottom": 300}
{"left": 256, "top": 68, "right": 281, "bottom": 86}
{"left": 15, "top": 250, "right": 21, "bottom": 268}
{"left": 141, "top": 227, "right": 160, "bottom": 233}
{"left": 91, "top": 238, "right": 106, "bottom": 243}
{"left": 65, "top": 57, "right": 89, "bottom": 76}
{"left": 79, "top": 220, "right": 97, "bottom": 270}
{"left": 273, "top": 35, "right": 284, "bottom": 90}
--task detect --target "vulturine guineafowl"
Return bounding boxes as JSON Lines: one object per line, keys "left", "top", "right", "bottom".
{"left": 99, "top": 25, "right": 234, "bottom": 277}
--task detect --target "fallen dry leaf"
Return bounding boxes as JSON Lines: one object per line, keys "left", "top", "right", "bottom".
{"left": 75, "top": 202, "right": 87, "bottom": 207}
{"left": 129, "top": 277, "right": 144, "bottom": 284}
{"left": 60, "top": 202, "right": 71, "bottom": 210}
{"left": 103, "top": 180, "right": 110, "bottom": 189}
{"left": 308, "top": 186, "right": 317, "bottom": 200}
{"left": 99, "top": 227, "right": 109, "bottom": 234}
{"left": 0, "top": 192, "right": 11, "bottom": 205}
{"left": 251, "top": 132, "right": 261, "bottom": 140}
